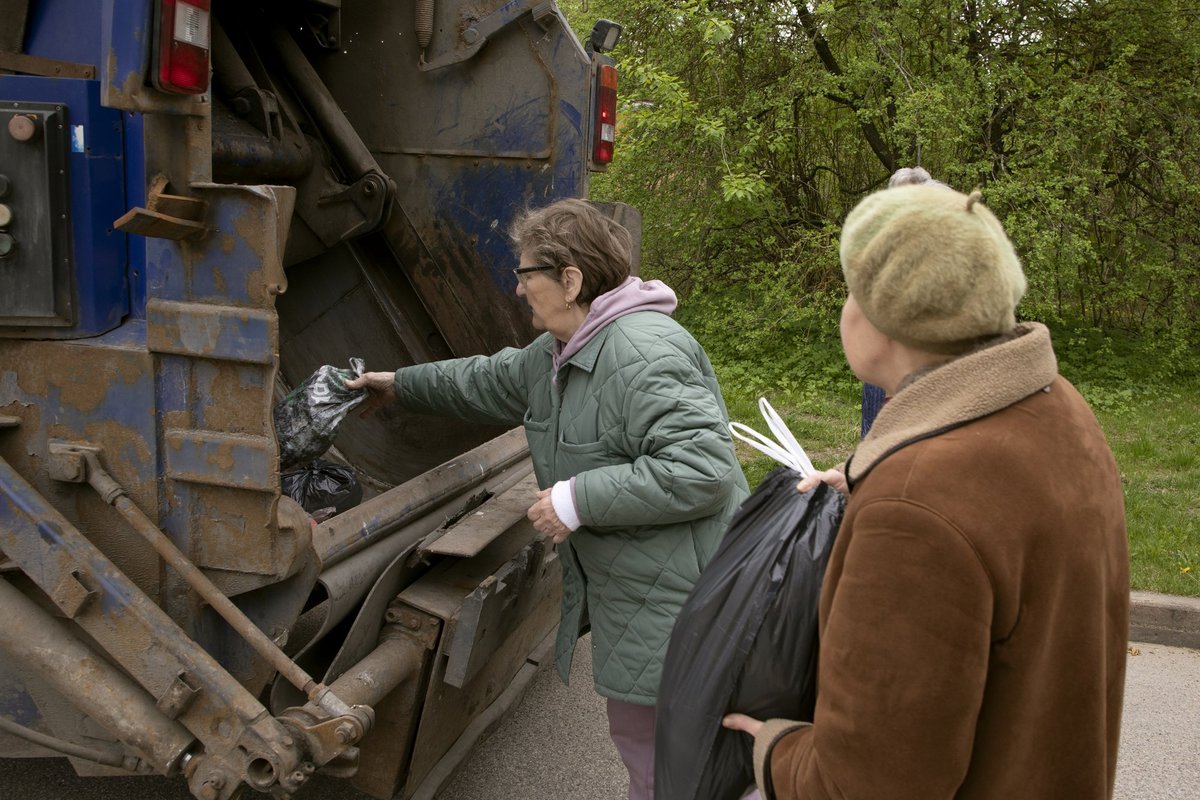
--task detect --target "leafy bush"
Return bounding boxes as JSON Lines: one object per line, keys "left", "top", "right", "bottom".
{"left": 565, "top": 0, "right": 1200, "bottom": 355}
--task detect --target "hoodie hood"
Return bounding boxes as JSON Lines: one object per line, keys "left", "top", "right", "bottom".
{"left": 552, "top": 276, "right": 678, "bottom": 373}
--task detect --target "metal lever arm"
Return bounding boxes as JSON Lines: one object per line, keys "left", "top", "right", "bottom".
{"left": 70, "top": 446, "right": 364, "bottom": 729}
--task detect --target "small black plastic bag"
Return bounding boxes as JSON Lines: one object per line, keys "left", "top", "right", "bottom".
{"left": 655, "top": 466, "right": 845, "bottom": 800}
{"left": 281, "top": 459, "right": 363, "bottom": 516}
{"left": 274, "top": 358, "right": 367, "bottom": 469}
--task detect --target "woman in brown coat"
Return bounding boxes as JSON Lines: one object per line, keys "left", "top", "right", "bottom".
{"left": 724, "top": 183, "right": 1129, "bottom": 799}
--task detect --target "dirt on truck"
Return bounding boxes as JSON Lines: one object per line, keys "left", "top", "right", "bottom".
{"left": 0, "top": 2, "right": 635, "bottom": 798}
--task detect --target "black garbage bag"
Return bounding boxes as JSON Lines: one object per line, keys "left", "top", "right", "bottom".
{"left": 274, "top": 358, "right": 367, "bottom": 470}
{"left": 655, "top": 466, "right": 845, "bottom": 800}
{"left": 281, "top": 459, "right": 362, "bottom": 516}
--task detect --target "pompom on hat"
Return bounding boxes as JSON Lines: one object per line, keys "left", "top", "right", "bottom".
{"left": 840, "top": 183, "right": 1027, "bottom": 354}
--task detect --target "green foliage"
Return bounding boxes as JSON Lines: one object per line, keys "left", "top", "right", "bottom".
{"left": 561, "top": 0, "right": 1200, "bottom": 356}
{"left": 1047, "top": 322, "right": 1198, "bottom": 415}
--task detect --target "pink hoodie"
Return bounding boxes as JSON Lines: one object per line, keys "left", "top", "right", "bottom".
{"left": 551, "top": 276, "right": 678, "bottom": 375}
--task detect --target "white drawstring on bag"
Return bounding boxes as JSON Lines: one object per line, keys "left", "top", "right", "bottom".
{"left": 729, "top": 397, "right": 816, "bottom": 477}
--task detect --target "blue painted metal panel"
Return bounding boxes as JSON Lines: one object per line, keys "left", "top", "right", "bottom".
{"left": 435, "top": 161, "right": 578, "bottom": 296}
{"left": 444, "top": 25, "right": 588, "bottom": 296}
{"left": 24, "top": 1, "right": 150, "bottom": 329}
{"left": 146, "top": 300, "right": 277, "bottom": 364}
{"left": 100, "top": 0, "right": 155, "bottom": 103}
{"left": 0, "top": 344, "right": 156, "bottom": 477}
{"left": 24, "top": 0, "right": 106, "bottom": 67}
{"left": 164, "top": 431, "right": 276, "bottom": 491}
{"left": 0, "top": 76, "right": 129, "bottom": 337}
{"left": 430, "top": 30, "right": 588, "bottom": 298}
{"left": 123, "top": 111, "right": 148, "bottom": 319}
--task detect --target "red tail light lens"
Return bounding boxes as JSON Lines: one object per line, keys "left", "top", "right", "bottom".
{"left": 155, "top": 0, "right": 212, "bottom": 95}
{"left": 593, "top": 64, "right": 618, "bottom": 164}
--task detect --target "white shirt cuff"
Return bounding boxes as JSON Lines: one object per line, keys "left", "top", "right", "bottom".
{"left": 551, "top": 480, "right": 582, "bottom": 531}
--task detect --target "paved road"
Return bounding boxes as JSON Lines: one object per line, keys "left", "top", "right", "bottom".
{"left": 441, "top": 639, "right": 1200, "bottom": 800}
{"left": 1111, "top": 642, "right": 1200, "bottom": 800}
{"left": 0, "top": 639, "right": 1196, "bottom": 799}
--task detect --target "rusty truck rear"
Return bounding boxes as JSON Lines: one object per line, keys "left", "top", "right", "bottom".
{"left": 0, "top": 2, "right": 632, "bottom": 797}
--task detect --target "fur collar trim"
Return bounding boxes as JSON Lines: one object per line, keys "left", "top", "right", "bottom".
{"left": 846, "top": 322, "right": 1058, "bottom": 485}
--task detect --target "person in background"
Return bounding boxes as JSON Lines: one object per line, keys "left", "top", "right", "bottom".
{"left": 858, "top": 382, "right": 885, "bottom": 437}
{"left": 347, "top": 198, "right": 749, "bottom": 800}
{"left": 723, "top": 182, "right": 1129, "bottom": 798}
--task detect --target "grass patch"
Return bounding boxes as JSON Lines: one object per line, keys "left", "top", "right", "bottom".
{"left": 723, "top": 387, "right": 860, "bottom": 490}
{"left": 707, "top": 349, "right": 1200, "bottom": 598}
{"left": 1096, "top": 388, "right": 1200, "bottom": 597}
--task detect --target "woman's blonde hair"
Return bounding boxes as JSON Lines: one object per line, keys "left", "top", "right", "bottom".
{"left": 511, "top": 198, "right": 632, "bottom": 304}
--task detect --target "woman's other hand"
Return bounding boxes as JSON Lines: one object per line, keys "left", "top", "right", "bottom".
{"left": 722, "top": 713, "right": 763, "bottom": 737}
{"left": 528, "top": 488, "right": 571, "bottom": 543}
{"left": 345, "top": 371, "right": 397, "bottom": 417}
{"left": 797, "top": 468, "right": 849, "bottom": 496}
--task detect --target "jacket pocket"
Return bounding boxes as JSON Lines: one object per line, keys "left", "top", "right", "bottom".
{"left": 522, "top": 411, "right": 554, "bottom": 486}
{"left": 556, "top": 437, "right": 619, "bottom": 479}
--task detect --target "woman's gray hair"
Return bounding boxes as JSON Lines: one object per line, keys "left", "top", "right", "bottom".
{"left": 510, "top": 198, "right": 632, "bottom": 304}
{"left": 888, "top": 166, "right": 950, "bottom": 189}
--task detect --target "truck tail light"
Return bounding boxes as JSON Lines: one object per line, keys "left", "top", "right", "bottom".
{"left": 593, "top": 64, "right": 618, "bottom": 164}
{"left": 154, "top": 0, "right": 212, "bottom": 95}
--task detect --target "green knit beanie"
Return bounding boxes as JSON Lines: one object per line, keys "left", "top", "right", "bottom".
{"left": 840, "top": 184, "right": 1027, "bottom": 354}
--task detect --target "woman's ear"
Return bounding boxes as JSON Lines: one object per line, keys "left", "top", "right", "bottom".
{"left": 561, "top": 265, "right": 584, "bottom": 303}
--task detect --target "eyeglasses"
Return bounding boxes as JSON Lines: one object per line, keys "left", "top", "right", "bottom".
{"left": 513, "top": 264, "right": 558, "bottom": 284}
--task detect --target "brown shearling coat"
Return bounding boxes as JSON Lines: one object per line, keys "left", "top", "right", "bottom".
{"left": 753, "top": 322, "right": 1129, "bottom": 799}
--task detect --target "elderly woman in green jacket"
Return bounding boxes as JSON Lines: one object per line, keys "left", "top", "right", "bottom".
{"left": 348, "top": 198, "right": 749, "bottom": 800}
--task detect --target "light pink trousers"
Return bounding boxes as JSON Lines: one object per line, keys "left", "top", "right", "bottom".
{"left": 605, "top": 698, "right": 762, "bottom": 800}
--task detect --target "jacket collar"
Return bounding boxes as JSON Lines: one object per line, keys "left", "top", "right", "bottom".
{"left": 558, "top": 321, "right": 613, "bottom": 375}
{"left": 846, "top": 322, "right": 1059, "bottom": 486}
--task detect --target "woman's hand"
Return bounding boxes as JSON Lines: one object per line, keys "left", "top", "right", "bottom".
{"left": 797, "top": 468, "right": 849, "bottom": 496}
{"left": 527, "top": 488, "right": 571, "bottom": 543}
{"left": 722, "top": 713, "right": 763, "bottom": 737}
{"left": 345, "top": 371, "right": 397, "bottom": 417}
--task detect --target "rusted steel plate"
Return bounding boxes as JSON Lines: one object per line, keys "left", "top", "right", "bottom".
{"left": 0, "top": 337, "right": 162, "bottom": 596}
{"left": 0, "top": 50, "right": 96, "bottom": 79}
{"left": 424, "top": 471, "right": 540, "bottom": 557}
{"left": 147, "top": 299, "right": 277, "bottom": 364}
{"left": 440, "top": 535, "right": 556, "bottom": 689}
{"left": 395, "top": 529, "right": 561, "bottom": 797}
{"left": 314, "top": 427, "right": 529, "bottom": 568}
{"left": 113, "top": 206, "right": 208, "bottom": 240}
{"left": 164, "top": 430, "right": 276, "bottom": 491}
{"left": 148, "top": 191, "right": 208, "bottom": 221}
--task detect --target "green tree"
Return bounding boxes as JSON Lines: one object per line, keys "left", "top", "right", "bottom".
{"left": 563, "top": 0, "right": 1200, "bottom": 368}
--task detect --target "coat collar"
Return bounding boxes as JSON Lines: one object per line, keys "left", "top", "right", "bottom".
{"left": 558, "top": 321, "right": 614, "bottom": 375}
{"left": 846, "top": 322, "right": 1059, "bottom": 486}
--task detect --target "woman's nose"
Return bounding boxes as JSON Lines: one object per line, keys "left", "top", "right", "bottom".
{"left": 515, "top": 280, "right": 526, "bottom": 298}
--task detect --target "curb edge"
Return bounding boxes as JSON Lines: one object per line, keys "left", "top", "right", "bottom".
{"left": 1130, "top": 590, "right": 1200, "bottom": 650}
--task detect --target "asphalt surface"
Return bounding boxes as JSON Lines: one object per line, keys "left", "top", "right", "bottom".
{"left": 441, "top": 638, "right": 1200, "bottom": 800}
{"left": 0, "top": 636, "right": 1195, "bottom": 800}
{"left": 1111, "top": 642, "right": 1200, "bottom": 800}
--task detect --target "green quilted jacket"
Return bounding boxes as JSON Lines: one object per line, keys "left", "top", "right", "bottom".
{"left": 392, "top": 311, "right": 749, "bottom": 704}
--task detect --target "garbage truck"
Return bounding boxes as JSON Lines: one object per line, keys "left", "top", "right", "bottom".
{"left": 0, "top": 2, "right": 635, "bottom": 798}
